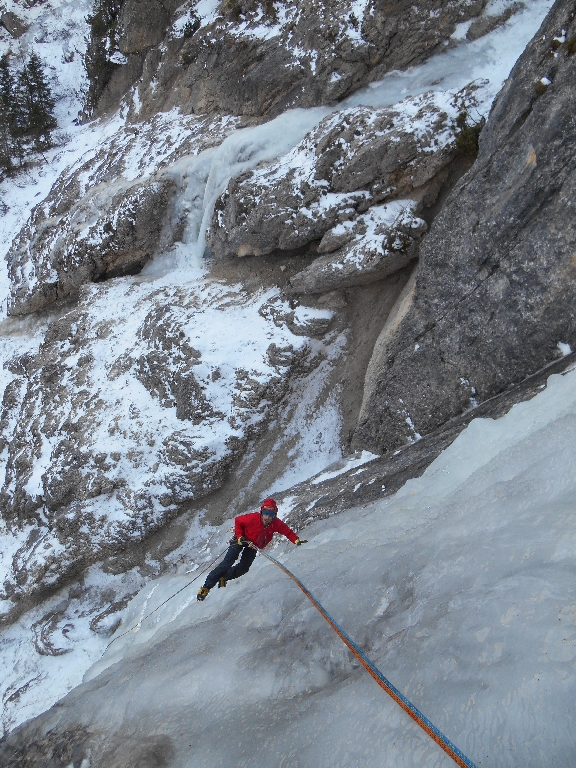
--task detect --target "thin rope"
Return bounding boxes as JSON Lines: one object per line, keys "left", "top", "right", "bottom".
{"left": 252, "top": 545, "right": 478, "bottom": 768}
{"left": 100, "top": 547, "right": 228, "bottom": 657}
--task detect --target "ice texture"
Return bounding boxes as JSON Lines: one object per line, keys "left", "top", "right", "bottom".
{"left": 68, "top": 364, "right": 576, "bottom": 767}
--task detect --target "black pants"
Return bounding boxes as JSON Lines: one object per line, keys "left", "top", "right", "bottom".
{"left": 203, "top": 544, "right": 257, "bottom": 590}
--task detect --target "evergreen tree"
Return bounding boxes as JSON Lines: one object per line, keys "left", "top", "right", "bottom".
{"left": 0, "top": 54, "right": 22, "bottom": 173}
{"left": 0, "top": 54, "right": 13, "bottom": 116}
{"left": 18, "top": 52, "right": 57, "bottom": 150}
{"left": 0, "top": 55, "right": 18, "bottom": 135}
{"left": 0, "top": 105, "right": 15, "bottom": 174}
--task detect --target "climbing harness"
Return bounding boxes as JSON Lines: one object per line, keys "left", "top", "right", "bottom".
{"left": 99, "top": 547, "right": 228, "bottom": 657}
{"left": 250, "top": 543, "right": 478, "bottom": 768}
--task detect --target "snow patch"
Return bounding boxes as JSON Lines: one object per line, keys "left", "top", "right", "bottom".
{"left": 311, "top": 450, "right": 379, "bottom": 485}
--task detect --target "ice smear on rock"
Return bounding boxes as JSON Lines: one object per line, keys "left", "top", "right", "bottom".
{"left": 69, "top": 364, "right": 576, "bottom": 767}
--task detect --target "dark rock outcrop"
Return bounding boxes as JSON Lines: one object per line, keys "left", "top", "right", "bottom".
{"left": 118, "top": 0, "right": 180, "bottom": 53}
{"left": 465, "top": 2, "right": 523, "bottom": 41}
{"left": 0, "top": 11, "right": 28, "bottom": 38}
{"left": 354, "top": 0, "right": 576, "bottom": 453}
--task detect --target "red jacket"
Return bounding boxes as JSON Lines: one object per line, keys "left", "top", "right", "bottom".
{"left": 235, "top": 511, "right": 298, "bottom": 549}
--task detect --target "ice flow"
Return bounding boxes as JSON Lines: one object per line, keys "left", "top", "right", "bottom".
{"left": 146, "top": 0, "right": 554, "bottom": 273}
{"left": 74, "top": 364, "right": 576, "bottom": 767}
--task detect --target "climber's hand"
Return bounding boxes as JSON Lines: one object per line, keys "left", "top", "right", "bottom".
{"left": 237, "top": 536, "right": 249, "bottom": 547}
{"left": 295, "top": 538, "right": 308, "bottom": 545}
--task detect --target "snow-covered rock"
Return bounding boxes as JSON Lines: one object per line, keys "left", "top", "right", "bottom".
{"left": 6, "top": 111, "right": 240, "bottom": 316}
{"left": 95, "top": 0, "right": 493, "bottom": 120}
{"left": 0, "top": 274, "right": 331, "bottom": 617}
{"left": 207, "top": 92, "right": 460, "bottom": 260}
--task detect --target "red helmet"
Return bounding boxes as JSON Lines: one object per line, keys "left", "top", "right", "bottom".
{"left": 260, "top": 497, "right": 278, "bottom": 515}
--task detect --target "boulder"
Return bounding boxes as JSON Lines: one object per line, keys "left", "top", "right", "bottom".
{"left": 354, "top": 0, "right": 576, "bottom": 453}
{"left": 466, "top": 3, "right": 523, "bottom": 42}
{"left": 288, "top": 202, "right": 426, "bottom": 294}
{"left": 1, "top": 11, "right": 28, "bottom": 38}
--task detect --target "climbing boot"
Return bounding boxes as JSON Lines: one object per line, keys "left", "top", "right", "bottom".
{"left": 218, "top": 576, "right": 227, "bottom": 589}
{"left": 197, "top": 587, "right": 210, "bottom": 601}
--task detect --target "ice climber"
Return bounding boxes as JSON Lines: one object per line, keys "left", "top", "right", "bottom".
{"left": 197, "top": 498, "right": 306, "bottom": 601}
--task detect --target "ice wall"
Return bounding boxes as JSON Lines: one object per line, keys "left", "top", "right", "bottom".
{"left": 48, "top": 362, "right": 576, "bottom": 767}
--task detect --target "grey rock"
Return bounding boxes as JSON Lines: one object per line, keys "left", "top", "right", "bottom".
{"left": 288, "top": 202, "right": 427, "bottom": 294}
{"left": 354, "top": 0, "right": 576, "bottom": 453}
{"left": 95, "top": 53, "right": 146, "bottom": 116}
{"left": 1, "top": 11, "right": 28, "bottom": 38}
{"left": 207, "top": 93, "right": 459, "bottom": 262}
{"left": 466, "top": 3, "right": 524, "bottom": 41}
{"left": 118, "top": 0, "right": 170, "bottom": 54}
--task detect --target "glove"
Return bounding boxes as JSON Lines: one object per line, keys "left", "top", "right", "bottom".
{"left": 237, "top": 536, "right": 249, "bottom": 547}
{"left": 295, "top": 538, "right": 308, "bottom": 545}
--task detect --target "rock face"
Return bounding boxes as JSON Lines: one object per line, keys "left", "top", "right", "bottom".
{"left": 207, "top": 91, "right": 468, "bottom": 292}
{"left": 93, "top": 0, "right": 491, "bottom": 119}
{"left": 354, "top": 0, "right": 576, "bottom": 453}
{"left": 118, "top": 0, "right": 180, "bottom": 54}
{"left": 6, "top": 112, "right": 240, "bottom": 316}
{"left": 0, "top": 277, "right": 328, "bottom": 617}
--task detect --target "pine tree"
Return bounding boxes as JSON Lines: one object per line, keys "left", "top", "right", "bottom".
{"left": 0, "top": 55, "right": 18, "bottom": 134}
{"left": 0, "top": 105, "right": 15, "bottom": 174}
{"left": 0, "top": 54, "right": 22, "bottom": 172}
{"left": 17, "top": 52, "right": 57, "bottom": 150}
{"left": 0, "top": 54, "right": 13, "bottom": 113}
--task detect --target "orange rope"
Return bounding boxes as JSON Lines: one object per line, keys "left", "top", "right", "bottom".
{"left": 253, "top": 544, "right": 477, "bottom": 768}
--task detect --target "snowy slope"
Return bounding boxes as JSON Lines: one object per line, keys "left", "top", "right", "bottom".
{"left": 10, "top": 360, "right": 576, "bottom": 767}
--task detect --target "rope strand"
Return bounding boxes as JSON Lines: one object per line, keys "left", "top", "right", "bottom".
{"left": 253, "top": 544, "right": 478, "bottom": 768}
{"left": 100, "top": 547, "right": 228, "bottom": 657}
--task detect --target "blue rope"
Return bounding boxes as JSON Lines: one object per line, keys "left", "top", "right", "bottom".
{"left": 256, "top": 547, "right": 478, "bottom": 768}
